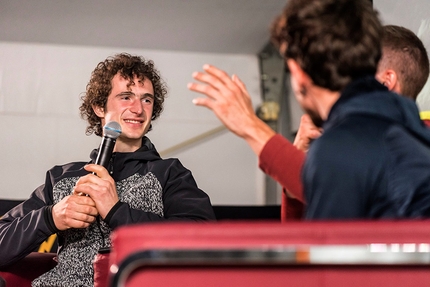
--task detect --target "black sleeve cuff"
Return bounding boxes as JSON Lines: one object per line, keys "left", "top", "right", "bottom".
{"left": 103, "top": 201, "right": 124, "bottom": 225}
{"left": 45, "top": 205, "right": 60, "bottom": 234}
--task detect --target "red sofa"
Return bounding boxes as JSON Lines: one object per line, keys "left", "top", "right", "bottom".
{"left": 108, "top": 220, "right": 430, "bottom": 287}
{"left": 2, "top": 220, "right": 430, "bottom": 287}
{"left": 0, "top": 252, "right": 57, "bottom": 287}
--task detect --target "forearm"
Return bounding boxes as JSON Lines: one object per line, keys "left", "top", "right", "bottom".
{"left": 242, "top": 116, "right": 276, "bottom": 156}
{"left": 0, "top": 206, "right": 56, "bottom": 267}
{"left": 259, "top": 134, "right": 306, "bottom": 202}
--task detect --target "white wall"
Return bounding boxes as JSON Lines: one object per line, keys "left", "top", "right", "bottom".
{"left": 0, "top": 42, "right": 265, "bottom": 205}
{"left": 3, "top": 1, "right": 428, "bottom": 206}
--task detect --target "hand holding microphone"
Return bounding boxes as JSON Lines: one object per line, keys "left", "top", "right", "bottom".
{"left": 75, "top": 121, "right": 121, "bottom": 197}
{"left": 65, "top": 122, "right": 122, "bottom": 226}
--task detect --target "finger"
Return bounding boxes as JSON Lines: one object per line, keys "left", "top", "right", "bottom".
{"left": 191, "top": 97, "right": 216, "bottom": 110}
{"left": 203, "top": 65, "right": 244, "bottom": 95}
{"left": 191, "top": 65, "right": 240, "bottom": 98}
{"left": 232, "top": 74, "right": 248, "bottom": 96}
{"left": 84, "top": 164, "right": 110, "bottom": 179}
{"left": 190, "top": 71, "right": 230, "bottom": 100}
{"left": 187, "top": 81, "right": 219, "bottom": 101}
{"left": 73, "top": 194, "right": 97, "bottom": 207}
{"left": 74, "top": 183, "right": 101, "bottom": 199}
{"left": 68, "top": 216, "right": 96, "bottom": 228}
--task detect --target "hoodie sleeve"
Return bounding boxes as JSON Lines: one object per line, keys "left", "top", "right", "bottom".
{"left": 104, "top": 159, "right": 216, "bottom": 230}
{"left": 0, "top": 174, "right": 58, "bottom": 268}
{"left": 259, "top": 134, "right": 307, "bottom": 202}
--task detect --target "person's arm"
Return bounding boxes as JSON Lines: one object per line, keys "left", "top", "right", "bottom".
{"left": 188, "top": 64, "right": 276, "bottom": 156}
{"left": 0, "top": 183, "right": 57, "bottom": 267}
{"left": 188, "top": 64, "right": 309, "bottom": 205}
{"left": 259, "top": 134, "right": 306, "bottom": 202}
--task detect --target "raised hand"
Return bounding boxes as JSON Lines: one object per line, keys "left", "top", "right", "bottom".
{"left": 293, "top": 114, "right": 323, "bottom": 153}
{"left": 188, "top": 64, "right": 275, "bottom": 155}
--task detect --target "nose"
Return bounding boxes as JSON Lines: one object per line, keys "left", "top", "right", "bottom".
{"left": 130, "top": 98, "right": 143, "bottom": 115}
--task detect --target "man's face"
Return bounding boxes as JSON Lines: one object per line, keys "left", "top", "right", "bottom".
{"left": 289, "top": 71, "right": 324, "bottom": 128}
{"left": 96, "top": 73, "right": 154, "bottom": 151}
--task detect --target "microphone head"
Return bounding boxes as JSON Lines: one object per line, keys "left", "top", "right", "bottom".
{"left": 103, "top": 121, "right": 122, "bottom": 139}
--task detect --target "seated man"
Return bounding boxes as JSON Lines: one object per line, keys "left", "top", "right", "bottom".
{"left": 189, "top": 0, "right": 430, "bottom": 219}
{"left": 0, "top": 53, "right": 215, "bottom": 286}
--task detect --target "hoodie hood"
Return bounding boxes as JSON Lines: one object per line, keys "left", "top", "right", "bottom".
{"left": 325, "top": 76, "right": 430, "bottom": 144}
{"left": 90, "top": 136, "right": 162, "bottom": 181}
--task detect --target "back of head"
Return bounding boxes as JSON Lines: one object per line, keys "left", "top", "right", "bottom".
{"left": 271, "top": 0, "right": 382, "bottom": 91}
{"left": 380, "top": 25, "right": 430, "bottom": 100}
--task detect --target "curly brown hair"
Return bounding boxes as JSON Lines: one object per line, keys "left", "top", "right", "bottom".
{"left": 79, "top": 53, "right": 168, "bottom": 136}
{"left": 270, "top": 0, "right": 382, "bottom": 91}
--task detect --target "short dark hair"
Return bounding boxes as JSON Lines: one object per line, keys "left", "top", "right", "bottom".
{"left": 80, "top": 53, "right": 168, "bottom": 136}
{"left": 271, "top": 0, "right": 382, "bottom": 91}
{"left": 380, "top": 25, "right": 430, "bottom": 100}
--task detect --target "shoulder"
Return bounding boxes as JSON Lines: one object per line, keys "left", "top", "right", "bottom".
{"left": 48, "top": 161, "right": 88, "bottom": 179}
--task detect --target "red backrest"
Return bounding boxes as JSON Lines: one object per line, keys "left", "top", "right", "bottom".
{"left": 0, "top": 252, "right": 57, "bottom": 287}
{"left": 108, "top": 220, "right": 430, "bottom": 287}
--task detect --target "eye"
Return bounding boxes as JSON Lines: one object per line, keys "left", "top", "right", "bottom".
{"left": 142, "top": 97, "right": 153, "bottom": 104}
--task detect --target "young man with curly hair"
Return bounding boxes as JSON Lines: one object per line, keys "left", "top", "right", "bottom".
{"left": 0, "top": 53, "right": 215, "bottom": 286}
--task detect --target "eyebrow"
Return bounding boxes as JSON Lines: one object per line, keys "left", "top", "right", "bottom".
{"left": 116, "top": 91, "right": 154, "bottom": 98}
{"left": 116, "top": 91, "right": 155, "bottom": 99}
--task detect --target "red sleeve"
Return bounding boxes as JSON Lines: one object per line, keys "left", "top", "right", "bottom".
{"left": 258, "top": 134, "right": 306, "bottom": 202}
{"left": 281, "top": 192, "right": 305, "bottom": 222}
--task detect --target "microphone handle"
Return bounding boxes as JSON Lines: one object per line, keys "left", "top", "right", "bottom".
{"left": 95, "top": 136, "right": 117, "bottom": 169}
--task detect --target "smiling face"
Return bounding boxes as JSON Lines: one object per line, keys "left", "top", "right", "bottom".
{"left": 93, "top": 73, "right": 154, "bottom": 152}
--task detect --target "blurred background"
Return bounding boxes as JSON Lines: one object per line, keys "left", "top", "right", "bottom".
{"left": 0, "top": 0, "right": 429, "bottom": 205}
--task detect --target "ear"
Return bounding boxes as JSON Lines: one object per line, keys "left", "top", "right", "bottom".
{"left": 92, "top": 105, "right": 105, "bottom": 118}
{"left": 287, "top": 59, "right": 312, "bottom": 91}
{"left": 376, "top": 69, "right": 401, "bottom": 94}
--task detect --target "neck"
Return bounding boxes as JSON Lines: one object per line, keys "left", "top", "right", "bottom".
{"left": 113, "top": 138, "right": 143, "bottom": 153}
{"left": 309, "top": 85, "right": 341, "bottom": 121}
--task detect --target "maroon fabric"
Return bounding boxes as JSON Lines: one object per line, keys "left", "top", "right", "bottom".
{"left": 94, "top": 252, "right": 111, "bottom": 287}
{"left": 124, "top": 266, "right": 430, "bottom": 287}
{"left": 0, "top": 252, "right": 57, "bottom": 287}
{"left": 259, "top": 134, "right": 306, "bottom": 220}
{"left": 110, "top": 221, "right": 430, "bottom": 287}
{"left": 259, "top": 134, "right": 306, "bottom": 202}
{"left": 111, "top": 220, "right": 430, "bottom": 264}
{"left": 281, "top": 191, "right": 304, "bottom": 221}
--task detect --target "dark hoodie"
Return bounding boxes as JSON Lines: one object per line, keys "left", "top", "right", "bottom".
{"left": 304, "top": 76, "right": 430, "bottom": 219}
{"left": 0, "top": 137, "right": 215, "bottom": 286}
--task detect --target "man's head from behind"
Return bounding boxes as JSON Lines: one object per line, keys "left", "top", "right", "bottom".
{"left": 377, "top": 25, "right": 430, "bottom": 101}
{"left": 271, "top": 0, "right": 382, "bottom": 92}
{"left": 80, "top": 53, "right": 167, "bottom": 137}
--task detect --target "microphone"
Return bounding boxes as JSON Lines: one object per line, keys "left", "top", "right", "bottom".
{"left": 94, "top": 121, "right": 122, "bottom": 169}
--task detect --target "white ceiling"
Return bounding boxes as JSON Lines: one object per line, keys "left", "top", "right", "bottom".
{"left": 0, "top": 0, "right": 287, "bottom": 55}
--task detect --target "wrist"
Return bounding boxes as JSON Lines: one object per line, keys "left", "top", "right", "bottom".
{"left": 243, "top": 117, "right": 276, "bottom": 156}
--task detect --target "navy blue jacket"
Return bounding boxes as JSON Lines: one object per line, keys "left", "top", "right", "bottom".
{"left": 304, "top": 77, "right": 430, "bottom": 219}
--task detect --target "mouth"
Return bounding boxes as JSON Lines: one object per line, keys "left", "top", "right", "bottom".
{"left": 124, "top": 119, "right": 144, "bottom": 124}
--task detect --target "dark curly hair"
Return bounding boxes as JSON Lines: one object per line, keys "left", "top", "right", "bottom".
{"left": 271, "top": 0, "right": 382, "bottom": 91}
{"left": 79, "top": 53, "right": 168, "bottom": 136}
